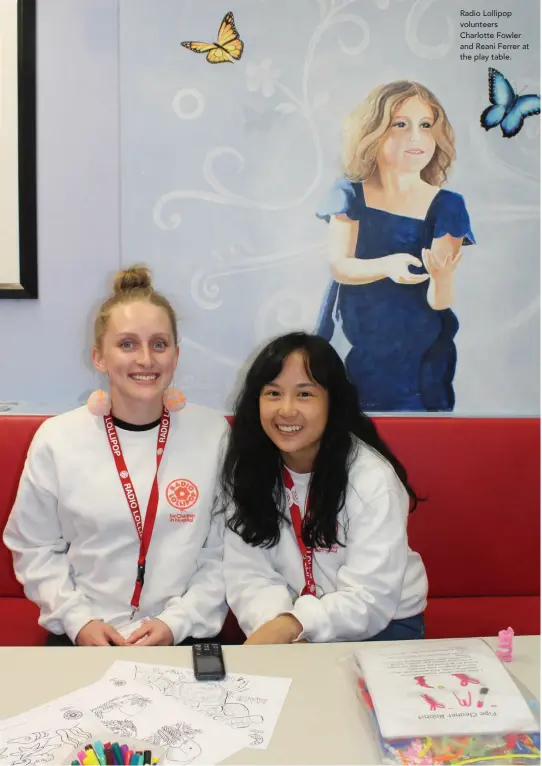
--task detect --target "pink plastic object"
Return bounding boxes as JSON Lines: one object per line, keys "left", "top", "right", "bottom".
{"left": 87, "top": 389, "right": 110, "bottom": 416}
{"left": 163, "top": 387, "right": 186, "bottom": 412}
{"left": 496, "top": 626, "right": 514, "bottom": 662}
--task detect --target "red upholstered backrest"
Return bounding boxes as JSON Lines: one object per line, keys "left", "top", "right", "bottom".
{"left": 376, "top": 418, "right": 540, "bottom": 598}
{"left": 0, "top": 415, "right": 539, "bottom": 602}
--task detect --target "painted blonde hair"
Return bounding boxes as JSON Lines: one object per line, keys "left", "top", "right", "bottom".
{"left": 94, "top": 264, "right": 178, "bottom": 349}
{"left": 343, "top": 80, "right": 456, "bottom": 186}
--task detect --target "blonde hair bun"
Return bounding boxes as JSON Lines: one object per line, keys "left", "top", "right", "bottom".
{"left": 112, "top": 265, "right": 152, "bottom": 295}
{"left": 94, "top": 263, "right": 178, "bottom": 349}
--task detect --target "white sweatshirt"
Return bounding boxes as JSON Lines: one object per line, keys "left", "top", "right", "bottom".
{"left": 224, "top": 440, "right": 428, "bottom": 643}
{"left": 3, "top": 404, "right": 229, "bottom": 644}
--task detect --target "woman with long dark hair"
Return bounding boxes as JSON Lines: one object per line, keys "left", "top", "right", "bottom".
{"left": 221, "top": 332, "right": 427, "bottom": 644}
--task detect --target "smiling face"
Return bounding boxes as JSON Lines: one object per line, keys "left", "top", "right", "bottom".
{"left": 259, "top": 351, "right": 329, "bottom": 473}
{"left": 377, "top": 95, "right": 436, "bottom": 175}
{"left": 92, "top": 300, "right": 179, "bottom": 424}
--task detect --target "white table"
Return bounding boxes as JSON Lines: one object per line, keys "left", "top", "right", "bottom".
{"left": 0, "top": 636, "right": 539, "bottom": 765}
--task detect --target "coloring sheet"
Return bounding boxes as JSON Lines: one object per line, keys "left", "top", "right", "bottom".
{"left": 0, "top": 678, "right": 245, "bottom": 766}
{"left": 356, "top": 638, "right": 538, "bottom": 739}
{"left": 68, "top": 679, "right": 246, "bottom": 764}
{"left": 0, "top": 693, "right": 114, "bottom": 766}
{"left": 102, "top": 660, "right": 292, "bottom": 750}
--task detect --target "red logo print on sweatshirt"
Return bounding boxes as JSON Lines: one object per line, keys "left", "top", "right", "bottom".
{"left": 166, "top": 478, "right": 199, "bottom": 511}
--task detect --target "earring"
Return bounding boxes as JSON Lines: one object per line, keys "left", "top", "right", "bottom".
{"left": 87, "top": 389, "right": 111, "bottom": 416}
{"left": 87, "top": 373, "right": 110, "bottom": 416}
{"left": 163, "top": 387, "right": 186, "bottom": 412}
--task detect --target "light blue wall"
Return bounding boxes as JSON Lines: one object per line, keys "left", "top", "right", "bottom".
{"left": 0, "top": 0, "right": 120, "bottom": 413}
{"left": 1, "top": 0, "right": 539, "bottom": 416}
{"left": 119, "top": 0, "right": 540, "bottom": 415}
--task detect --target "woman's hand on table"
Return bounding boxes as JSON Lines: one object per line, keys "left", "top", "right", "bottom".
{"left": 125, "top": 618, "right": 174, "bottom": 646}
{"left": 244, "top": 614, "right": 304, "bottom": 645}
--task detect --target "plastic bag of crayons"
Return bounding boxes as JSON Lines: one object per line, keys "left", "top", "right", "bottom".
{"left": 350, "top": 660, "right": 541, "bottom": 765}
{"left": 64, "top": 737, "right": 166, "bottom": 765}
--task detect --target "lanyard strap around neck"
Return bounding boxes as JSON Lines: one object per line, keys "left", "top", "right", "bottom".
{"left": 104, "top": 409, "right": 171, "bottom": 614}
{"left": 282, "top": 466, "right": 318, "bottom": 597}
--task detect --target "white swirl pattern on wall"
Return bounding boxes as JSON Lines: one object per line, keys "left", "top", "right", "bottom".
{"left": 406, "top": 0, "right": 453, "bottom": 59}
{"left": 138, "top": 0, "right": 538, "bottom": 412}
{"left": 254, "top": 289, "right": 316, "bottom": 343}
{"left": 154, "top": 0, "right": 371, "bottom": 319}
{"left": 172, "top": 88, "right": 205, "bottom": 120}
{"left": 191, "top": 241, "right": 327, "bottom": 310}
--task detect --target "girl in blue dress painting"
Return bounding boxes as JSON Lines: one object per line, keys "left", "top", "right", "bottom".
{"left": 316, "top": 81, "right": 475, "bottom": 412}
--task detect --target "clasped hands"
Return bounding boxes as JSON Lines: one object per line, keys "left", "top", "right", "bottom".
{"left": 75, "top": 618, "right": 173, "bottom": 646}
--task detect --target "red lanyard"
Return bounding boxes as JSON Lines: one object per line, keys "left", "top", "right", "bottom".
{"left": 282, "top": 467, "right": 318, "bottom": 597}
{"left": 103, "top": 409, "right": 171, "bottom": 615}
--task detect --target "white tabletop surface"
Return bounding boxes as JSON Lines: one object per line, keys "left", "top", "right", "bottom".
{"left": 0, "top": 636, "right": 539, "bottom": 765}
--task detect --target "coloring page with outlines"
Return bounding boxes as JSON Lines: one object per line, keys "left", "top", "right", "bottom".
{"left": 0, "top": 694, "right": 115, "bottom": 766}
{"left": 0, "top": 678, "right": 245, "bottom": 765}
{"left": 102, "top": 660, "right": 292, "bottom": 750}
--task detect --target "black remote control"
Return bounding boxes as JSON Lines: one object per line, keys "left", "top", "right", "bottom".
{"left": 192, "top": 642, "right": 226, "bottom": 681}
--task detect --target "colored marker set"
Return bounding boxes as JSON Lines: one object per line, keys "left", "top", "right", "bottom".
{"left": 70, "top": 741, "right": 160, "bottom": 765}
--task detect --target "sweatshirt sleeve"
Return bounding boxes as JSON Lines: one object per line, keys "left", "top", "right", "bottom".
{"left": 224, "top": 524, "right": 295, "bottom": 637}
{"left": 157, "top": 421, "right": 229, "bottom": 644}
{"left": 158, "top": 509, "right": 228, "bottom": 644}
{"left": 290, "top": 474, "right": 411, "bottom": 643}
{"left": 3, "top": 426, "right": 97, "bottom": 643}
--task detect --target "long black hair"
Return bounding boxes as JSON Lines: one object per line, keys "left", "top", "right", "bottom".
{"left": 221, "top": 332, "right": 418, "bottom": 549}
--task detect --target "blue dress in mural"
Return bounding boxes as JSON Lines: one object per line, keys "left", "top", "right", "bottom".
{"left": 316, "top": 179, "right": 475, "bottom": 412}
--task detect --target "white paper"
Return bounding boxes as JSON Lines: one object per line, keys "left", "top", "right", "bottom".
{"left": 102, "top": 660, "right": 292, "bottom": 750}
{"left": 0, "top": 678, "right": 245, "bottom": 765}
{"left": 356, "top": 637, "right": 538, "bottom": 739}
{"left": 74, "top": 679, "right": 246, "bottom": 764}
{"left": 0, "top": 693, "right": 114, "bottom": 766}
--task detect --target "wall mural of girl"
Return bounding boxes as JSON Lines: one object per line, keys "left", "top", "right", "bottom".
{"left": 316, "top": 80, "right": 475, "bottom": 412}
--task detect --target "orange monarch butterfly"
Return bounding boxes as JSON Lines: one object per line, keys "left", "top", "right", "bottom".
{"left": 181, "top": 11, "right": 244, "bottom": 64}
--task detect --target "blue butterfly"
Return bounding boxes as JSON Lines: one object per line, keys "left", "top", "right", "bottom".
{"left": 480, "top": 67, "right": 540, "bottom": 138}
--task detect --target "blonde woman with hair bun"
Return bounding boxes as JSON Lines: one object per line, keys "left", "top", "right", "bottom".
{"left": 4, "top": 265, "right": 228, "bottom": 647}
{"left": 316, "top": 80, "right": 475, "bottom": 412}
